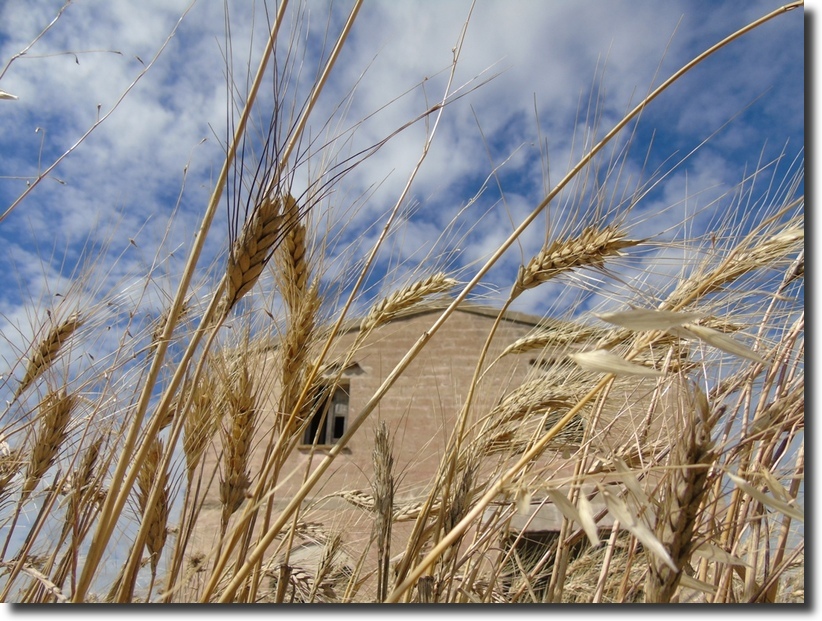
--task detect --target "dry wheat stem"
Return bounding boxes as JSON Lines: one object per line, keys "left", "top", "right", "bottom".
{"left": 71, "top": 4, "right": 290, "bottom": 600}
{"left": 398, "top": 297, "right": 513, "bottom": 593}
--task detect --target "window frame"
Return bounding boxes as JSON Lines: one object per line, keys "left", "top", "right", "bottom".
{"left": 300, "top": 380, "right": 350, "bottom": 447}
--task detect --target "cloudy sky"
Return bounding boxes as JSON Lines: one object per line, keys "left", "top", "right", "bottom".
{"left": 0, "top": 0, "right": 805, "bottom": 390}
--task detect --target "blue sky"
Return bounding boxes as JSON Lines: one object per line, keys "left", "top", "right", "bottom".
{"left": 0, "top": 1, "right": 805, "bottom": 392}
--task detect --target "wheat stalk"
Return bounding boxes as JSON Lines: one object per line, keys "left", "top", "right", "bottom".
{"left": 512, "top": 225, "right": 640, "bottom": 298}
{"left": 15, "top": 313, "right": 82, "bottom": 400}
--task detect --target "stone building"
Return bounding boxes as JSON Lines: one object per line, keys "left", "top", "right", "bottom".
{"left": 191, "top": 302, "right": 679, "bottom": 600}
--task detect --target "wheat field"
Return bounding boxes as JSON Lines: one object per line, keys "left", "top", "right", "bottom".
{"left": 0, "top": 0, "right": 804, "bottom": 604}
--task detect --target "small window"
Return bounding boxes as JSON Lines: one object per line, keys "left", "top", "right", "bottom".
{"left": 302, "top": 382, "right": 349, "bottom": 446}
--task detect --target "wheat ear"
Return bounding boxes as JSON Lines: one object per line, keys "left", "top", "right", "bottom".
{"left": 224, "top": 194, "right": 284, "bottom": 315}
{"left": 60, "top": 435, "right": 103, "bottom": 542}
{"left": 360, "top": 272, "right": 458, "bottom": 335}
{"left": 276, "top": 193, "right": 309, "bottom": 312}
{"left": 21, "top": 389, "right": 75, "bottom": 501}
{"left": 0, "top": 447, "right": 22, "bottom": 503}
{"left": 15, "top": 313, "right": 82, "bottom": 399}
{"left": 136, "top": 437, "right": 170, "bottom": 582}
{"left": 512, "top": 225, "right": 640, "bottom": 298}
{"left": 645, "top": 384, "right": 717, "bottom": 602}
{"left": 372, "top": 421, "right": 395, "bottom": 602}
{"left": 219, "top": 361, "right": 257, "bottom": 530}
{"left": 182, "top": 374, "right": 220, "bottom": 482}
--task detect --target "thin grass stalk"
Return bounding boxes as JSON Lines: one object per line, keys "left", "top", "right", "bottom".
{"left": 0, "top": 5, "right": 196, "bottom": 224}
{"left": 111, "top": 291, "right": 224, "bottom": 603}
{"left": 591, "top": 521, "right": 619, "bottom": 604}
{"left": 245, "top": 298, "right": 320, "bottom": 601}
{"left": 547, "top": 377, "right": 619, "bottom": 602}
{"left": 712, "top": 301, "right": 803, "bottom": 602}
{"left": 159, "top": 375, "right": 220, "bottom": 601}
{"left": 70, "top": 3, "right": 290, "bottom": 600}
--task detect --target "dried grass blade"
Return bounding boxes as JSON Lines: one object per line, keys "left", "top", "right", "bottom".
{"left": 599, "top": 485, "right": 677, "bottom": 572}
{"left": 692, "top": 543, "right": 750, "bottom": 567}
{"left": 678, "top": 573, "right": 718, "bottom": 595}
{"left": 727, "top": 473, "right": 804, "bottom": 522}
{"left": 671, "top": 324, "right": 767, "bottom": 364}
{"left": 569, "top": 349, "right": 664, "bottom": 377}
{"left": 545, "top": 488, "right": 599, "bottom": 547}
{"left": 595, "top": 309, "right": 706, "bottom": 331}
{"left": 756, "top": 465, "right": 791, "bottom": 503}
{"left": 577, "top": 494, "right": 601, "bottom": 548}
{"left": 515, "top": 488, "right": 532, "bottom": 515}
{"left": 611, "top": 457, "right": 652, "bottom": 510}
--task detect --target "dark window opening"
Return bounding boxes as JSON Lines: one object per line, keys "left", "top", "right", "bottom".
{"left": 302, "top": 382, "right": 349, "bottom": 446}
